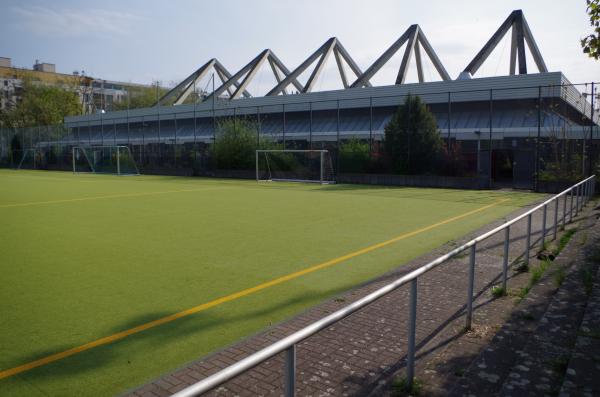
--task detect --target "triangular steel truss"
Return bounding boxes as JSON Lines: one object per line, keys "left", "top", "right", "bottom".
{"left": 266, "top": 37, "right": 369, "bottom": 96}
{"left": 157, "top": 10, "right": 549, "bottom": 105}
{"left": 463, "top": 9, "right": 548, "bottom": 77}
{"left": 351, "top": 25, "right": 450, "bottom": 88}
{"left": 156, "top": 59, "right": 250, "bottom": 106}
{"left": 203, "top": 49, "right": 303, "bottom": 102}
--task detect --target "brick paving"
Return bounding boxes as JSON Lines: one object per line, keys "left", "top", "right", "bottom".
{"left": 125, "top": 193, "right": 591, "bottom": 397}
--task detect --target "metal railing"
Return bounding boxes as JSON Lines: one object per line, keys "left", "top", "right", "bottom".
{"left": 172, "top": 175, "right": 596, "bottom": 397}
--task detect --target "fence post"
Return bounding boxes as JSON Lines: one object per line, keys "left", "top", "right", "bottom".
{"left": 466, "top": 244, "right": 476, "bottom": 329}
{"left": 525, "top": 214, "right": 532, "bottom": 265}
{"left": 541, "top": 204, "right": 547, "bottom": 245}
{"left": 553, "top": 198, "right": 558, "bottom": 241}
{"left": 502, "top": 227, "right": 509, "bottom": 291}
{"left": 284, "top": 345, "right": 296, "bottom": 397}
{"left": 406, "top": 278, "right": 418, "bottom": 390}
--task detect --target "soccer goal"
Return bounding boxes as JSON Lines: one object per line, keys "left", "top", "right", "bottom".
{"left": 17, "top": 148, "right": 45, "bottom": 170}
{"left": 256, "top": 149, "right": 335, "bottom": 184}
{"left": 72, "top": 146, "right": 140, "bottom": 175}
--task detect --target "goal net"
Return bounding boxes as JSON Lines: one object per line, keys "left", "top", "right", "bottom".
{"left": 72, "top": 146, "right": 139, "bottom": 175}
{"left": 256, "top": 150, "right": 335, "bottom": 184}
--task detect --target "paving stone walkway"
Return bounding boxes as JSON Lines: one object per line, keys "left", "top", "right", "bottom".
{"left": 125, "top": 194, "right": 594, "bottom": 397}
{"left": 447, "top": 201, "right": 600, "bottom": 396}
{"left": 559, "top": 227, "right": 600, "bottom": 397}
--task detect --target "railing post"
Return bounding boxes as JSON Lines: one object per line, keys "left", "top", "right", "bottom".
{"left": 576, "top": 184, "right": 581, "bottom": 215}
{"left": 406, "top": 278, "right": 418, "bottom": 390}
{"left": 541, "top": 204, "right": 547, "bottom": 245}
{"left": 553, "top": 198, "right": 558, "bottom": 241}
{"left": 502, "top": 227, "right": 509, "bottom": 291}
{"left": 466, "top": 244, "right": 476, "bottom": 330}
{"left": 562, "top": 191, "right": 567, "bottom": 228}
{"left": 587, "top": 179, "right": 592, "bottom": 203}
{"left": 569, "top": 189, "right": 574, "bottom": 223}
{"left": 284, "top": 345, "right": 296, "bottom": 397}
{"left": 525, "top": 214, "right": 532, "bottom": 265}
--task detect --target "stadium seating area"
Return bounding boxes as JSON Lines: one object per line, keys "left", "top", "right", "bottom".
{"left": 60, "top": 107, "right": 571, "bottom": 146}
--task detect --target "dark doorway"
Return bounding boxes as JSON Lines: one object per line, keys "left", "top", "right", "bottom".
{"left": 513, "top": 149, "right": 535, "bottom": 189}
{"left": 492, "top": 149, "right": 514, "bottom": 182}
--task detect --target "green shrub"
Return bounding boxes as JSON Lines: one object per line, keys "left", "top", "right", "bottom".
{"left": 339, "top": 138, "right": 370, "bottom": 173}
{"left": 211, "top": 118, "right": 259, "bottom": 170}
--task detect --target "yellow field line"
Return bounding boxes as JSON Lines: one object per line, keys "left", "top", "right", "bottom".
{"left": 0, "top": 198, "right": 508, "bottom": 380}
{"left": 0, "top": 187, "right": 225, "bottom": 209}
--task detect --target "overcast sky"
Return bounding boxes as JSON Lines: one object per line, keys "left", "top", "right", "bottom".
{"left": 0, "top": 0, "right": 597, "bottom": 95}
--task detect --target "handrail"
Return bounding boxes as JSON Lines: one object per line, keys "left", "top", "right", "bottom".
{"left": 171, "top": 175, "right": 596, "bottom": 397}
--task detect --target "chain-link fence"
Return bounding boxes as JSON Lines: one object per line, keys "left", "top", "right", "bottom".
{"left": 1, "top": 82, "right": 598, "bottom": 191}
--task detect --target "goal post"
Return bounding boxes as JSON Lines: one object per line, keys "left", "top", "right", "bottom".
{"left": 72, "top": 146, "right": 140, "bottom": 176}
{"left": 256, "top": 149, "right": 335, "bottom": 184}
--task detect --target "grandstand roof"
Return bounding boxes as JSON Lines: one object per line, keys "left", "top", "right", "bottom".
{"left": 64, "top": 9, "right": 597, "bottom": 129}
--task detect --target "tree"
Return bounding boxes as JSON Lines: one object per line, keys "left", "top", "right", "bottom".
{"left": 582, "top": 0, "right": 600, "bottom": 59}
{"left": 0, "top": 73, "right": 81, "bottom": 128}
{"left": 384, "top": 94, "right": 442, "bottom": 174}
{"left": 112, "top": 82, "right": 169, "bottom": 111}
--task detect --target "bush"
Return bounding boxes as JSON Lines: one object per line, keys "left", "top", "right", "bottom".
{"left": 211, "top": 118, "right": 259, "bottom": 170}
{"left": 339, "top": 138, "right": 370, "bottom": 173}
{"left": 211, "top": 118, "right": 290, "bottom": 170}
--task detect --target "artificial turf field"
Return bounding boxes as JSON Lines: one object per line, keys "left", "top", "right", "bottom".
{"left": 0, "top": 169, "right": 540, "bottom": 396}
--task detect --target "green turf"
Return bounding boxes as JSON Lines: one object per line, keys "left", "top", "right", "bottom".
{"left": 0, "top": 169, "right": 540, "bottom": 396}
